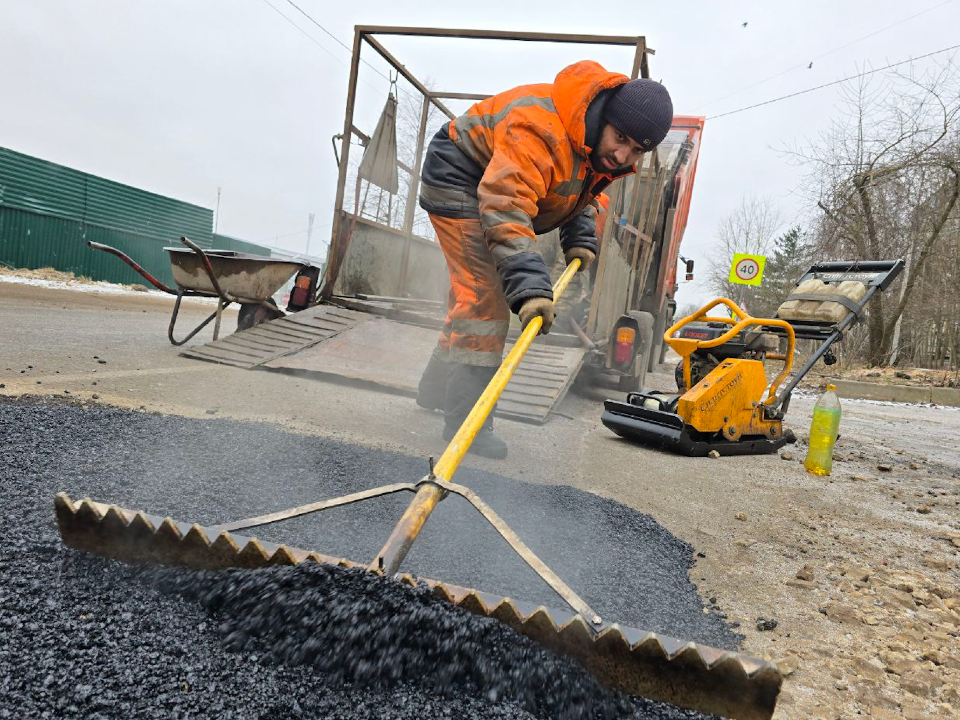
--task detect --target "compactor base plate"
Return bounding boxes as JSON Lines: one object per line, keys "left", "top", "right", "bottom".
{"left": 602, "top": 400, "right": 795, "bottom": 457}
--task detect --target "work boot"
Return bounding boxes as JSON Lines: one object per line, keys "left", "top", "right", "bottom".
{"left": 416, "top": 350, "right": 452, "bottom": 411}
{"left": 442, "top": 362, "right": 508, "bottom": 460}
{"left": 443, "top": 422, "right": 508, "bottom": 460}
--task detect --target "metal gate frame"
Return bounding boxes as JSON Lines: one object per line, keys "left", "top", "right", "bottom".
{"left": 325, "top": 26, "right": 653, "bottom": 300}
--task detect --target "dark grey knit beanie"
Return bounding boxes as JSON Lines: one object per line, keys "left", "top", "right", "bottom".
{"left": 604, "top": 79, "right": 673, "bottom": 149}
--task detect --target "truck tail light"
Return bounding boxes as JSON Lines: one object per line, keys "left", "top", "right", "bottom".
{"left": 614, "top": 327, "right": 636, "bottom": 366}
{"left": 290, "top": 275, "right": 312, "bottom": 309}
{"left": 287, "top": 265, "right": 322, "bottom": 312}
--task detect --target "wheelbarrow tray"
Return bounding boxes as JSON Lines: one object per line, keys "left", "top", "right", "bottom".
{"left": 165, "top": 248, "right": 302, "bottom": 304}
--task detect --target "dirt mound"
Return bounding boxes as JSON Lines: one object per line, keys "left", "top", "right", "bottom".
{"left": 0, "top": 265, "right": 149, "bottom": 292}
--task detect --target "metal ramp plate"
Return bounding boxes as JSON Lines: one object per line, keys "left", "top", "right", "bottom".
{"left": 265, "top": 318, "right": 438, "bottom": 392}
{"left": 179, "top": 305, "right": 370, "bottom": 368}
{"left": 264, "top": 318, "right": 586, "bottom": 424}
{"left": 499, "top": 343, "right": 587, "bottom": 423}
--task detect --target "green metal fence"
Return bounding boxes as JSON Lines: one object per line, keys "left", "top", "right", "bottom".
{"left": 212, "top": 233, "right": 273, "bottom": 257}
{"left": 0, "top": 147, "right": 271, "bottom": 287}
{"left": 0, "top": 207, "right": 183, "bottom": 286}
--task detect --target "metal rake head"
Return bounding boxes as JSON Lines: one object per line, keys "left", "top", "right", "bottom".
{"left": 55, "top": 493, "right": 781, "bottom": 720}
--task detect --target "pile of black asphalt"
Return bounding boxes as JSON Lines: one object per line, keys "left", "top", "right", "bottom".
{"left": 1, "top": 396, "right": 738, "bottom": 720}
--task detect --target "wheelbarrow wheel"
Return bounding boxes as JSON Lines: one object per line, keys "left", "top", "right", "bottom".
{"left": 237, "top": 299, "right": 283, "bottom": 331}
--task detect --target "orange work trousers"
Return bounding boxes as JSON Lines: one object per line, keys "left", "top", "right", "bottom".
{"left": 429, "top": 214, "right": 511, "bottom": 368}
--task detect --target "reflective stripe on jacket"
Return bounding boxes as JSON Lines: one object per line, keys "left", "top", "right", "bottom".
{"left": 419, "top": 60, "right": 635, "bottom": 311}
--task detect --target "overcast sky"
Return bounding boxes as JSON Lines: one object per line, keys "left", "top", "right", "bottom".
{"left": 2, "top": 0, "right": 959, "bottom": 305}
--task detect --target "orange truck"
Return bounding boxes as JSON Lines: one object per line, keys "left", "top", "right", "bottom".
{"left": 573, "top": 114, "right": 704, "bottom": 392}
{"left": 183, "top": 29, "right": 706, "bottom": 425}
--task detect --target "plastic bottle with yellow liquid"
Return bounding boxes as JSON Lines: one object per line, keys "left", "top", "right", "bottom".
{"left": 804, "top": 384, "right": 841, "bottom": 475}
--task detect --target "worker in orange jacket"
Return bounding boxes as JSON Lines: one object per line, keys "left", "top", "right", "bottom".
{"left": 416, "top": 60, "right": 673, "bottom": 458}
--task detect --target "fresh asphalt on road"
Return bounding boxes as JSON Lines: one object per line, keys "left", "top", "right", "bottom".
{"left": 2, "top": 396, "right": 731, "bottom": 719}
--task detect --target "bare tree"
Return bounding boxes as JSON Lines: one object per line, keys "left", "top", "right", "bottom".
{"left": 675, "top": 301, "right": 702, "bottom": 320}
{"left": 893, "top": 192, "right": 960, "bottom": 372}
{"left": 789, "top": 60, "right": 960, "bottom": 365}
{"left": 706, "top": 195, "right": 783, "bottom": 315}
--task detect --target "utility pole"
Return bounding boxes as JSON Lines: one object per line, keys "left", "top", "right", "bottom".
{"left": 306, "top": 213, "right": 315, "bottom": 257}
{"left": 214, "top": 186, "right": 222, "bottom": 235}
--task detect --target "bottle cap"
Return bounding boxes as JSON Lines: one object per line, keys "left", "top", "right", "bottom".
{"left": 826, "top": 383, "right": 837, "bottom": 391}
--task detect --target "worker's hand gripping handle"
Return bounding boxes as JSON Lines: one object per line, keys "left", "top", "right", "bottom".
{"left": 434, "top": 257, "right": 580, "bottom": 481}
{"left": 372, "top": 258, "right": 582, "bottom": 576}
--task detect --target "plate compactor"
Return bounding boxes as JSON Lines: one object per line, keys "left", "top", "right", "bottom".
{"left": 53, "top": 259, "right": 783, "bottom": 720}
{"left": 602, "top": 260, "right": 905, "bottom": 456}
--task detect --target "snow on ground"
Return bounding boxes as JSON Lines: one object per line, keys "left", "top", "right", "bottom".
{"left": 0, "top": 273, "right": 166, "bottom": 296}
{"left": 0, "top": 267, "right": 166, "bottom": 297}
{"left": 0, "top": 268, "right": 233, "bottom": 304}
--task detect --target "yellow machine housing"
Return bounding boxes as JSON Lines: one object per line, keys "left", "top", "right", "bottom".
{"left": 667, "top": 298, "right": 795, "bottom": 442}
{"left": 604, "top": 260, "right": 903, "bottom": 457}
{"left": 677, "top": 358, "right": 784, "bottom": 442}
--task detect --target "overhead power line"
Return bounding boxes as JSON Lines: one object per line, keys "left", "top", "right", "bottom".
{"left": 284, "top": 0, "right": 392, "bottom": 84}
{"left": 258, "top": 0, "right": 345, "bottom": 67}
{"left": 259, "top": 0, "right": 415, "bottom": 109}
{"left": 695, "top": 0, "right": 957, "bottom": 112}
{"left": 282, "top": 0, "right": 422, "bottom": 104}
{"left": 258, "top": 0, "right": 386, "bottom": 99}
{"left": 282, "top": 0, "right": 354, "bottom": 54}
{"left": 708, "top": 42, "right": 960, "bottom": 120}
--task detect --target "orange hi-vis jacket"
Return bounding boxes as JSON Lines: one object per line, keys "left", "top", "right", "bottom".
{"left": 419, "top": 60, "right": 636, "bottom": 311}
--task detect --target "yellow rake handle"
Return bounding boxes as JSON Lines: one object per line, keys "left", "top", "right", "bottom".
{"left": 665, "top": 297, "right": 796, "bottom": 405}
{"left": 371, "top": 258, "right": 582, "bottom": 575}
{"left": 434, "top": 258, "right": 581, "bottom": 480}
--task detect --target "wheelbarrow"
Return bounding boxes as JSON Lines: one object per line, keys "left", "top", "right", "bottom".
{"left": 88, "top": 236, "right": 308, "bottom": 345}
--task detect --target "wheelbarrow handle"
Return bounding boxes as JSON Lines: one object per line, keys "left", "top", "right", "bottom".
{"left": 86, "top": 241, "right": 177, "bottom": 295}
{"left": 179, "top": 236, "right": 226, "bottom": 301}
{"left": 179, "top": 235, "right": 205, "bottom": 255}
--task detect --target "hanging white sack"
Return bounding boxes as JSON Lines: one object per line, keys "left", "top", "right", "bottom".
{"left": 357, "top": 92, "right": 399, "bottom": 195}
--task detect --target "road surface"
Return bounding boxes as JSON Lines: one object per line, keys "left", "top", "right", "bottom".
{"left": 2, "top": 279, "right": 958, "bottom": 720}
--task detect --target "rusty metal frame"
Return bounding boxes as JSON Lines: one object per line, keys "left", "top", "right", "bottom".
{"left": 325, "top": 26, "right": 653, "bottom": 299}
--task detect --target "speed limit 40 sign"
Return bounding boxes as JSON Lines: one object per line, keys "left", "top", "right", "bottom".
{"left": 728, "top": 253, "right": 767, "bottom": 286}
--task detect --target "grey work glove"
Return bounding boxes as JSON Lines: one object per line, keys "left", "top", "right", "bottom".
{"left": 518, "top": 296, "right": 554, "bottom": 335}
{"left": 564, "top": 247, "right": 596, "bottom": 271}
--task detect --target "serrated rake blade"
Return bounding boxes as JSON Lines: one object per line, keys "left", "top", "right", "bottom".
{"left": 54, "top": 493, "right": 781, "bottom": 720}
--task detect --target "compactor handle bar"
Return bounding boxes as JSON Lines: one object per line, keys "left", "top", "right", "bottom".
{"left": 664, "top": 298, "right": 796, "bottom": 407}
{"left": 761, "top": 259, "right": 904, "bottom": 410}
